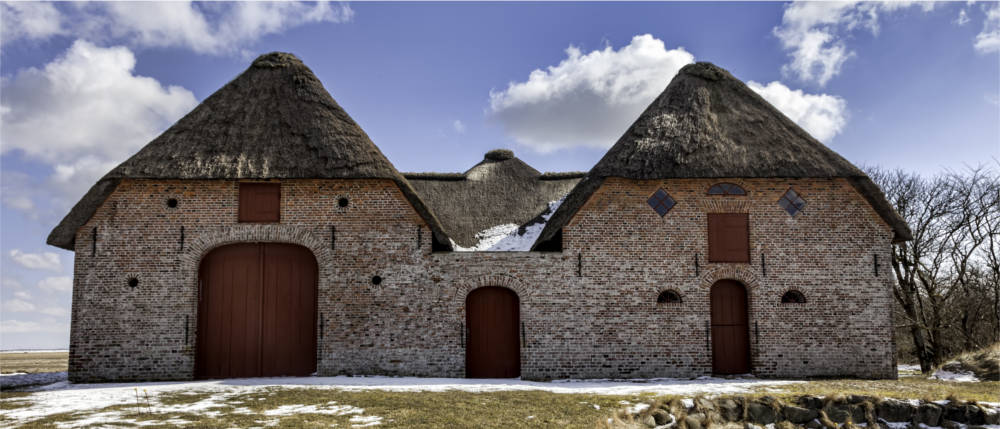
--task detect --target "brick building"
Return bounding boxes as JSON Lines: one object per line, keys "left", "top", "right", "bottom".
{"left": 49, "top": 53, "right": 910, "bottom": 382}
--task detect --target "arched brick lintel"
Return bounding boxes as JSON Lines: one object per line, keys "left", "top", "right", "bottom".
{"left": 699, "top": 265, "right": 760, "bottom": 290}
{"left": 182, "top": 224, "right": 331, "bottom": 276}
{"left": 456, "top": 274, "right": 533, "bottom": 301}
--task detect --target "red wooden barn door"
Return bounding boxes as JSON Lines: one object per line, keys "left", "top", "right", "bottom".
{"left": 710, "top": 280, "right": 751, "bottom": 374}
{"left": 196, "top": 243, "right": 317, "bottom": 379}
{"left": 466, "top": 287, "right": 520, "bottom": 378}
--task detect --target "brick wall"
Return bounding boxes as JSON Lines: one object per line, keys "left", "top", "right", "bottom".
{"left": 68, "top": 177, "right": 896, "bottom": 382}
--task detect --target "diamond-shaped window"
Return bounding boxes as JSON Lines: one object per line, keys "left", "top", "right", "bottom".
{"left": 778, "top": 188, "right": 806, "bottom": 216}
{"left": 647, "top": 188, "right": 676, "bottom": 217}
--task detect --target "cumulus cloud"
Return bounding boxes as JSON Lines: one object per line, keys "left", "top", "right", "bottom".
{"left": 38, "top": 276, "right": 73, "bottom": 293}
{"left": 453, "top": 120, "right": 466, "bottom": 134}
{"left": 748, "top": 81, "right": 848, "bottom": 142}
{"left": 1, "top": 1, "right": 353, "bottom": 55}
{"left": 13, "top": 291, "right": 32, "bottom": 300}
{"left": 38, "top": 306, "right": 69, "bottom": 317}
{"left": 975, "top": 4, "right": 1000, "bottom": 53}
{"left": 1, "top": 40, "right": 198, "bottom": 206}
{"left": 489, "top": 34, "right": 694, "bottom": 152}
{"left": 8, "top": 250, "right": 62, "bottom": 272}
{"left": 774, "top": 1, "right": 934, "bottom": 86}
{"left": 0, "top": 2, "right": 64, "bottom": 43}
{"left": 2, "top": 299, "right": 36, "bottom": 313}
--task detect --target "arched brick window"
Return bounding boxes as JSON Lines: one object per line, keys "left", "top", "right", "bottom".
{"left": 781, "top": 290, "right": 806, "bottom": 304}
{"left": 708, "top": 183, "right": 746, "bottom": 195}
{"left": 657, "top": 290, "right": 682, "bottom": 304}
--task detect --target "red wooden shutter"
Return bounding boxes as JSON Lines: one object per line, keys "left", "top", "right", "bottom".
{"left": 239, "top": 183, "right": 281, "bottom": 223}
{"left": 708, "top": 213, "right": 749, "bottom": 262}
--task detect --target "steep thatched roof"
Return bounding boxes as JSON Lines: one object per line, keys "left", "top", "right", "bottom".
{"left": 533, "top": 62, "right": 912, "bottom": 248}
{"left": 48, "top": 52, "right": 452, "bottom": 250}
{"left": 405, "top": 149, "right": 583, "bottom": 248}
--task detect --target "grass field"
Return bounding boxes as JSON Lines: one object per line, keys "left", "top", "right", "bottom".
{"left": 2, "top": 352, "right": 997, "bottom": 428}
{"left": 0, "top": 352, "right": 68, "bottom": 374}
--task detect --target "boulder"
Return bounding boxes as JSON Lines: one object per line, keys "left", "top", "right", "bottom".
{"left": 748, "top": 401, "right": 779, "bottom": 425}
{"left": 640, "top": 414, "right": 657, "bottom": 428}
{"left": 719, "top": 398, "right": 742, "bottom": 422}
{"left": 685, "top": 413, "right": 706, "bottom": 429}
{"left": 941, "top": 419, "right": 962, "bottom": 429}
{"left": 985, "top": 408, "right": 1000, "bottom": 425}
{"left": 799, "top": 396, "right": 824, "bottom": 410}
{"left": 943, "top": 403, "right": 985, "bottom": 424}
{"left": 652, "top": 409, "right": 673, "bottom": 426}
{"left": 876, "top": 398, "right": 914, "bottom": 422}
{"left": 848, "top": 395, "right": 877, "bottom": 404}
{"left": 784, "top": 405, "right": 819, "bottom": 424}
{"left": 695, "top": 397, "right": 717, "bottom": 413}
{"left": 804, "top": 419, "right": 823, "bottom": 429}
{"left": 916, "top": 403, "right": 943, "bottom": 426}
{"left": 822, "top": 403, "right": 852, "bottom": 423}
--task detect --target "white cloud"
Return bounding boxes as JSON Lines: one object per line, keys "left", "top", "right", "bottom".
{"left": 748, "top": 81, "right": 849, "bottom": 142}
{"left": 0, "top": 319, "right": 68, "bottom": 334}
{"left": 489, "top": 34, "right": 694, "bottom": 152}
{"left": 1, "top": 2, "right": 353, "bottom": 55}
{"left": 13, "top": 291, "right": 32, "bottom": 300}
{"left": 774, "top": 1, "right": 934, "bottom": 86}
{"left": 453, "top": 120, "right": 466, "bottom": 134}
{"left": 37, "top": 276, "right": 72, "bottom": 293}
{"left": 974, "top": 4, "right": 1000, "bottom": 53}
{"left": 8, "top": 250, "right": 62, "bottom": 272}
{"left": 0, "top": 2, "right": 64, "bottom": 43}
{"left": 1, "top": 40, "right": 198, "bottom": 204}
{"left": 2, "top": 299, "right": 36, "bottom": 313}
{"left": 955, "top": 9, "right": 971, "bottom": 26}
{"left": 2, "top": 278, "right": 25, "bottom": 290}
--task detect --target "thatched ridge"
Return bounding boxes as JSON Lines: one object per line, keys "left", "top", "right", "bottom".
{"left": 47, "top": 52, "right": 452, "bottom": 250}
{"left": 532, "top": 62, "right": 912, "bottom": 249}
{"left": 405, "top": 151, "right": 582, "bottom": 248}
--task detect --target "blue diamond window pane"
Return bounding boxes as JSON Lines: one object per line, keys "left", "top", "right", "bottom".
{"left": 663, "top": 196, "right": 675, "bottom": 210}
{"left": 653, "top": 203, "right": 670, "bottom": 217}
{"left": 779, "top": 188, "right": 806, "bottom": 216}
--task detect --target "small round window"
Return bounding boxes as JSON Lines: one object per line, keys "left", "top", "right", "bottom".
{"left": 657, "top": 290, "right": 682, "bottom": 304}
{"left": 781, "top": 290, "right": 806, "bottom": 304}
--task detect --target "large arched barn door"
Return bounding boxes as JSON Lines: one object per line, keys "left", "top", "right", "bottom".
{"left": 710, "top": 280, "right": 751, "bottom": 375}
{"left": 466, "top": 287, "right": 520, "bottom": 378}
{"left": 196, "top": 243, "right": 317, "bottom": 379}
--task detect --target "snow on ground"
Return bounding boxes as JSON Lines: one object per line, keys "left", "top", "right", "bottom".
{"left": 897, "top": 364, "right": 921, "bottom": 372}
{"left": 453, "top": 198, "right": 564, "bottom": 251}
{"left": 0, "top": 371, "right": 67, "bottom": 389}
{"left": 0, "top": 375, "right": 799, "bottom": 427}
{"left": 930, "top": 369, "right": 980, "bottom": 382}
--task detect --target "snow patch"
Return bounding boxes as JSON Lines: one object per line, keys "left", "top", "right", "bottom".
{"left": 262, "top": 401, "right": 364, "bottom": 416}
{"left": 349, "top": 415, "right": 384, "bottom": 427}
{"left": 930, "top": 369, "right": 979, "bottom": 382}
{"left": 453, "top": 198, "right": 564, "bottom": 251}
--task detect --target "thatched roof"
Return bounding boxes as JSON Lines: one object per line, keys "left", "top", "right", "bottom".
{"left": 405, "top": 149, "right": 583, "bottom": 248}
{"left": 47, "top": 52, "right": 452, "bottom": 250}
{"left": 533, "top": 62, "right": 912, "bottom": 248}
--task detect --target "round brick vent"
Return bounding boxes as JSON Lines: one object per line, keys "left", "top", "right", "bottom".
{"left": 167, "top": 198, "right": 178, "bottom": 208}
{"left": 338, "top": 197, "right": 349, "bottom": 208}
{"left": 127, "top": 277, "right": 139, "bottom": 288}
{"left": 371, "top": 275, "right": 382, "bottom": 285}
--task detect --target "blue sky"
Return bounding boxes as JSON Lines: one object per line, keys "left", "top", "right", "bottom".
{"left": 1, "top": 1, "right": 998, "bottom": 350}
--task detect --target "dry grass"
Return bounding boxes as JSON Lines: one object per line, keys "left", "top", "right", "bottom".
{"left": 752, "top": 377, "right": 1000, "bottom": 403}
{"left": 8, "top": 389, "right": 642, "bottom": 429}
{"left": 0, "top": 352, "right": 68, "bottom": 374}
{"left": 937, "top": 342, "right": 1000, "bottom": 381}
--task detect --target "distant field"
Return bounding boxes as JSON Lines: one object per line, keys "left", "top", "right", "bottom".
{"left": 0, "top": 352, "right": 68, "bottom": 374}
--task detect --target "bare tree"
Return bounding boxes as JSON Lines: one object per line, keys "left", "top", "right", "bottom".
{"left": 868, "top": 165, "right": 999, "bottom": 373}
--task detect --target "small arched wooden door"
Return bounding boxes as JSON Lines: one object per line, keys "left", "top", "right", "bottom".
{"left": 196, "top": 243, "right": 317, "bottom": 379}
{"left": 710, "top": 280, "right": 751, "bottom": 374}
{"left": 466, "top": 287, "right": 520, "bottom": 378}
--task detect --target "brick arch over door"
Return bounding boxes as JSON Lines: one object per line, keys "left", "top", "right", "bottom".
{"left": 698, "top": 265, "right": 760, "bottom": 290}
{"left": 181, "top": 225, "right": 333, "bottom": 377}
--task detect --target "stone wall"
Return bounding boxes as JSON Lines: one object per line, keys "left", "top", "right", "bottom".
{"left": 68, "top": 177, "right": 896, "bottom": 381}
